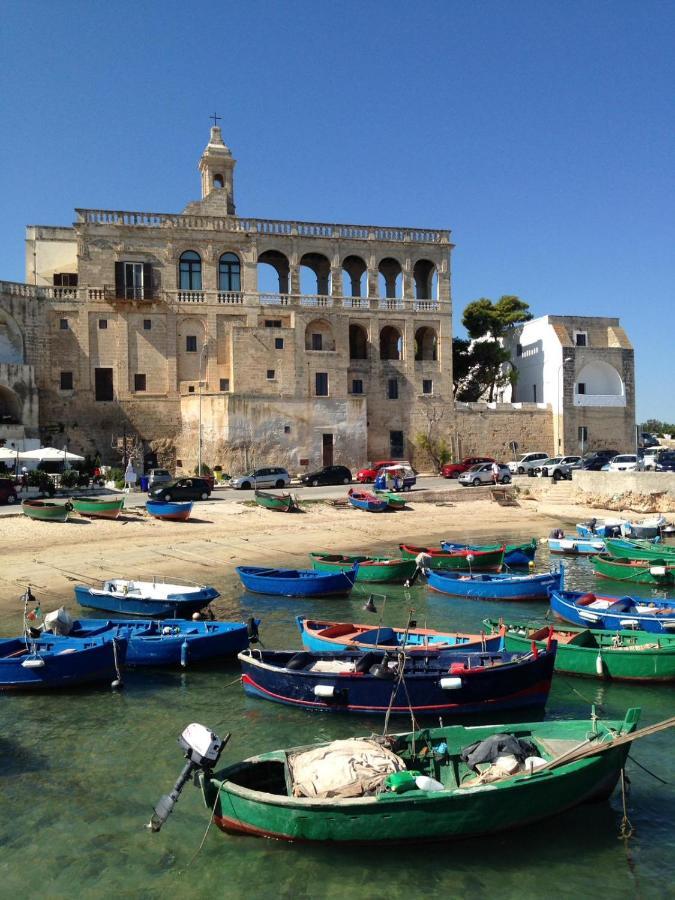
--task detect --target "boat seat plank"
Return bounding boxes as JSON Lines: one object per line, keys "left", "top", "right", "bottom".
{"left": 537, "top": 738, "right": 583, "bottom": 758}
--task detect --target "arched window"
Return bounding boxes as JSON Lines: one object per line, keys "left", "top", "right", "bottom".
{"left": 413, "top": 259, "right": 436, "bottom": 300}
{"left": 179, "top": 251, "right": 202, "bottom": 291}
{"left": 380, "top": 326, "right": 403, "bottom": 360}
{"left": 305, "top": 319, "right": 335, "bottom": 352}
{"left": 213, "top": 174, "right": 224, "bottom": 189}
{"left": 349, "top": 324, "right": 368, "bottom": 359}
{"left": 300, "top": 253, "right": 331, "bottom": 296}
{"left": 343, "top": 256, "right": 367, "bottom": 298}
{"left": 257, "top": 250, "right": 290, "bottom": 294}
{"left": 415, "top": 326, "right": 438, "bottom": 361}
{"left": 378, "top": 258, "right": 403, "bottom": 299}
{"left": 219, "top": 253, "right": 241, "bottom": 292}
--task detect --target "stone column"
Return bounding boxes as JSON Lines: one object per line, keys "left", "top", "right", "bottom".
{"left": 329, "top": 266, "right": 342, "bottom": 298}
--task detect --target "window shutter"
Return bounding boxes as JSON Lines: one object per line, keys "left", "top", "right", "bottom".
{"left": 143, "top": 263, "right": 153, "bottom": 299}
{"left": 115, "top": 262, "right": 124, "bottom": 298}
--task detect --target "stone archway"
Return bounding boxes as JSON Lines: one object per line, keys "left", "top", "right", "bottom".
{"left": 0, "top": 385, "right": 22, "bottom": 424}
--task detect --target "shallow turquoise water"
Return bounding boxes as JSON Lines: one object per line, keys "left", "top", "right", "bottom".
{"left": 1, "top": 541, "right": 674, "bottom": 899}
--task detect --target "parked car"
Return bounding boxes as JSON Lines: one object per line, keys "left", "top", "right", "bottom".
{"left": 147, "top": 468, "right": 173, "bottom": 489}
{"left": 581, "top": 450, "right": 619, "bottom": 471}
{"left": 642, "top": 447, "right": 665, "bottom": 471}
{"left": 640, "top": 432, "right": 660, "bottom": 449}
{"left": 230, "top": 467, "right": 291, "bottom": 490}
{"left": 655, "top": 451, "right": 675, "bottom": 472}
{"left": 300, "top": 465, "right": 352, "bottom": 487}
{"left": 375, "top": 464, "right": 417, "bottom": 491}
{"left": 441, "top": 456, "right": 495, "bottom": 479}
{"left": 459, "top": 462, "right": 511, "bottom": 487}
{"left": 533, "top": 456, "right": 582, "bottom": 480}
{"left": 607, "top": 454, "right": 643, "bottom": 472}
{"left": 356, "top": 460, "right": 412, "bottom": 483}
{"left": 148, "top": 477, "right": 212, "bottom": 501}
{"left": 507, "top": 452, "right": 549, "bottom": 475}
{"left": 0, "top": 479, "right": 18, "bottom": 505}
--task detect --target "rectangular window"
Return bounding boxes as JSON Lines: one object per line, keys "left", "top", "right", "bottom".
{"left": 311, "top": 333, "right": 322, "bottom": 351}
{"left": 533, "top": 384, "right": 537, "bottom": 402}
{"left": 390, "top": 430, "right": 404, "bottom": 458}
{"left": 134, "top": 373, "right": 146, "bottom": 392}
{"left": 351, "top": 379, "right": 363, "bottom": 395}
{"left": 53, "top": 273, "right": 78, "bottom": 287}
{"left": 267, "top": 369, "right": 275, "bottom": 380}
{"left": 387, "top": 378, "right": 398, "bottom": 400}
{"left": 578, "top": 426, "right": 588, "bottom": 444}
{"left": 423, "top": 379, "right": 433, "bottom": 394}
{"left": 577, "top": 382, "right": 586, "bottom": 394}
{"left": 99, "top": 319, "right": 108, "bottom": 330}
{"left": 115, "top": 261, "right": 152, "bottom": 300}
{"left": 575, "top": 332, "right": 587, "bottom": 347}
{"left": 516, "top": 343, "right": 523, "bottom": 357}
{"left": 60, "top": 371, "right": 73, "bottom": 390}
{"left": 59, "top": 318, "right": 68, "bottom": 330}
{"left": 315, "top": 372, "right": 328, "bottom": 396}
{"left": 143, "top": 319, "right": 152, "bottom": 331}
{"left": 265, "top": 320, "right": 282, "bottom": 328}
{"left": 94, "top": 367, "right": 113, "bottom": 402}
{"left": 186, "top": 335, "right": 197, "bottom": 352}
{"left": 275, "top": 337, "right": 284, "bottom": 349}
{"left": 220, "top": 378, "right": 230, "bottom": 391}
{"left": 284, "top": 425, "right": 291, "bottom": 434}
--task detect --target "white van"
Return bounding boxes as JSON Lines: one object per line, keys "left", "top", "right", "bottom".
{"left": 507, "top": 452, "right": 549, "bottom": 475}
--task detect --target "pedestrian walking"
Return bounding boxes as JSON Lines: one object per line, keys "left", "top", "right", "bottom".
{"left": 491, "top": 461, "right": 500, "bottom": 485}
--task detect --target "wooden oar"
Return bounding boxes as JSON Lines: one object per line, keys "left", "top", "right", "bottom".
{"left": 545, "top": 716, "right": 675, "bottom": 772}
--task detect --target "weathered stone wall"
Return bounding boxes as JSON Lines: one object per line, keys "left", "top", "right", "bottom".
{"left": 452, "top": 403, "right": 555, "bottom": 462}
{"left": 573, "top": 470, "right": 675, "bottom": 511}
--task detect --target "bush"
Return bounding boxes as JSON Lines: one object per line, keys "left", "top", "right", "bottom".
{"left": 60, "top": 469, "right": 80, "bottom": 488}
{"left": 194, "top": 463, "right": 212, "bottom": 476}
{"left": 27, "top": 469, "right": 55, "bottom": 496}
{"left": 108, "top": 467, "right": 125, "bottom": 490}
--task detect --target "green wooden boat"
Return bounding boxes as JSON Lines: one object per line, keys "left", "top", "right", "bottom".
{"left": 591, "top": 553, "right": 675, "bottom": 586}
{"left": 399, "top": 544, "right": 505, "bottom": 572}
{"left": 254, "top": 489, "right": 298, "bottom": 512}
{"left": 197, "top": 709, "right": 641, "bottom": 843}
{"left": 485, "top": 618, "right": 675, "bottom": 682}
{"left": 309, "top": 552, "right": 417, "bottom": 584}
{"left": 71, "top": 496, "right": 125, "bottom": 519}
{"left": 22, "top": 499, "right": 71, "bottom": 523}
{"left": 605, "top": 538, "right": 675, "bottom": 562}
{"left": 375, "top": 490, "right": 406, "bottom": 510}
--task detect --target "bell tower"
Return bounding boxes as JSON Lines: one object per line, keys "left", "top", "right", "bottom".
{"left": 197, "top": 120, "right": 236, "bottom": 215}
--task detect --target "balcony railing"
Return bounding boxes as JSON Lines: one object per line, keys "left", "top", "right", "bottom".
{"left": 75, "top": 208, "right": 451, "bottom": 244}
{"left": 574, "top": 394, "right": 626, "bottom": 407}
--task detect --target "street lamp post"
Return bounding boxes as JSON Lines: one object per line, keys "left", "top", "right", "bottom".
{"left": 557, "top": 356, "right": 573, "bottom": 452}
{"left": 198, "top": 342, "right": 208, "bottom": 477}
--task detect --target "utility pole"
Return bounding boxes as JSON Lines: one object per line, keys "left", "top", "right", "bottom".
{"left": 198, "top": 342, "right": 208, "bottom": 476}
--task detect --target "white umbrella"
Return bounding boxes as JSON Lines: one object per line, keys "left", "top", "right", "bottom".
{"left": 0, "top": 447, "right": 18, "bottom": 460}
{"left": 18, "top": 447, "right": 85, "bottom": 461}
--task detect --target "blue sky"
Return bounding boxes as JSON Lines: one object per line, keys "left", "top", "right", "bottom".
{"left": 2, "top": 0, "right": 673, "bottom": 421}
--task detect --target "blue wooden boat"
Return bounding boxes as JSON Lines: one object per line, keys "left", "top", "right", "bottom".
{"left": 296, "top": 616, "right": 502, "bottom": 654}
{"left": 74, "top": 578, "right": 219, "bottom": 617}
{"left": 347, "top": 489, "right": 389, "bottom": 512}
{"left": 0, "top": 634, "right": 127, "bottom": 690}
{"left": 146, "top": 499, "right": 193, "bottom": 521}
{"left": 426, "top": 569, "right": 562, "bottom": 601}
{"left": 440, "top": 539, "right": 537, "bottom": 567}
{"left": 548, "top": 534, "right": 606, "bottom": 555}
{"left": 53, "top": 618, "right": 254, "bottom": 667}
{"left": 236, "top": 566, "right": 356, "bottom": 597}
{"left": 237, "top": 643, "right": 556, "bottom": 716}
{"left": 550, "top": 587, "right": 675, "bottom": 634}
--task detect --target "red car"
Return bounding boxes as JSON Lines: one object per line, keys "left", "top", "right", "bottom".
{"left": 356, "top": 459, "right": 407, "bottom": 483}
{"left": 0, "top": 479, "right": 19, "bottom": 504}
{"left": 441, "top": 456, "right": 495, "bottom": 479}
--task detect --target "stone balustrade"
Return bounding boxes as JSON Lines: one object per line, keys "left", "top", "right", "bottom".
{"left": 74, "top": 209, "right": 450, "bottom": 244}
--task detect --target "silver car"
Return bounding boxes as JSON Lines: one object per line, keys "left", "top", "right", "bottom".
{"left": 458, "top": 462, "right": 511, "bottom": 486}
{"left": 230, "top": 466, "right": 291, "bottom": 490}
{"left": 147, "top": 468, "right": 173, "bottom": 489}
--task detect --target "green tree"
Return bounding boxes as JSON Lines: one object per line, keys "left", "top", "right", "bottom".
{"left": 454, "top": 296, "right": 532, "bottom": 401}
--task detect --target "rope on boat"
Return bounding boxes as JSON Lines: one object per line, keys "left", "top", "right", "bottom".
{"left": 618, "top": 769, "right": 634, "bottom": 839}
{"left": 111, "top": 638, "right": 123, "bottom": 689}
{"left": 627, "top": 753, "right": 671, "bottom": 785}
{"left": 181, "top": 786, "right": 222, "bottom": 874}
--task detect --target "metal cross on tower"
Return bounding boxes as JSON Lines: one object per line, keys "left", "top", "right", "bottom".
{"left": 210, "top": 112, "right": 221, "bottom": 127}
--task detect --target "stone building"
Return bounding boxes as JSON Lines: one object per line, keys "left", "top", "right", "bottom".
{"left": 1, "top": 126, "right": 453, "bottom": 472}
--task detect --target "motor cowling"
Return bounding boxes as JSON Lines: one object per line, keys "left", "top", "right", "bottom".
{"left": 179, "top": 723, "right": 227, "bottom": 768}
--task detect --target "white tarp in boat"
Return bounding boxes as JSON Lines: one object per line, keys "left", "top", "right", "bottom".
{"left": 288, "top": 738, "right": 406, "bottom": 799}
{"left": 43, "top": 607, "right": 74, "bottom": 636}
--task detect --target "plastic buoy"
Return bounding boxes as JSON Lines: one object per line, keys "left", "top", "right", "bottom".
{"left": 181, "top": 640, "right": 189, "bottom": 668}
{"left": 595, "top": 653, "right": 604, "bottom": 677}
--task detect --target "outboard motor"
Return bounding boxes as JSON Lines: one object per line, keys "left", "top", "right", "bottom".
{"left": 247, "top": 616, "right": 260, "bottom": 644}
{"left": 148, "top": 724, "right": 229, "bottom": 832}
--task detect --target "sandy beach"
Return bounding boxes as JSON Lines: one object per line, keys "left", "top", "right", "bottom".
{"left": 0, "top": 492, "right": 609, "bottom": 630}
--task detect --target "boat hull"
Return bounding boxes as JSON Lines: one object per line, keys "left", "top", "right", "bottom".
{"left": 0, "top": 636, "right": 126, "bottom": 690}
{"left": 347, "top": 490, "right": 389, "bottom": 512}
{"left": 591, "top": 553, "right": 675, "bottom": 585}
{"left": 549, "top": 589, "right": 675, "bottom": 634}
{"left": 604, "top": 538, "right": 675, "bottom": 562}
{"left": 399, "top": 544, "right": 504, "bottom": 572}
{"left": 71, "top": 496, "right": 125, "bottom": 519}
{"left": 426, "top": 569, "right": 561, "bottom": 601}
{"left": 65, "top": 618, "right": 250, "bottom": 666}
{"left": 488, "top": 620, "right": 675, "bottom": 682}
{"left": 146, "top": 500, "right": 193, "bottom": 521}
{"left": 201, "top": 711, "right": 638, "bottom": 843}
{"left": 441, "top": 540, "right": 537, "bottom": 567}
{"left": 309, "top": 554, "right": 417, "bottom": 584}
{"left": 254, "top": 490, "right": 297, "bottom": 512}
{"left": 73, "top": 584, "right": 218, "bottom": 618}
{"left": 238, "top": 647, "right": 555, "bottom": 716}
{"left": 236, "top": 566, "right": 356, "bottom": 597}
{"left": 21, "top": 500, "right": 70, "bottom": 522}
{"left": 548, "top": 536, "right": 605, "bottom": 555}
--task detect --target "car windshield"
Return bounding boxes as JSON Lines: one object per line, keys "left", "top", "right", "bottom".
{"left": 465, "top": 465, "right": 484, "bottom": 473}
{"left": 545, "top": 458, "right": 562, "bottom": 465}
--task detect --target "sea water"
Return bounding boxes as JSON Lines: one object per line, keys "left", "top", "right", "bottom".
{"left": 1, "top": 543, "right": 673, "bottom": 899}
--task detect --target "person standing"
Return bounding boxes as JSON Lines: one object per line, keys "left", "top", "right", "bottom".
{"left": 491, "top": 461, "right": 500, "bottom": 485}
{"left": 124, "top": 462, "right": 137, "bottom": 493}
